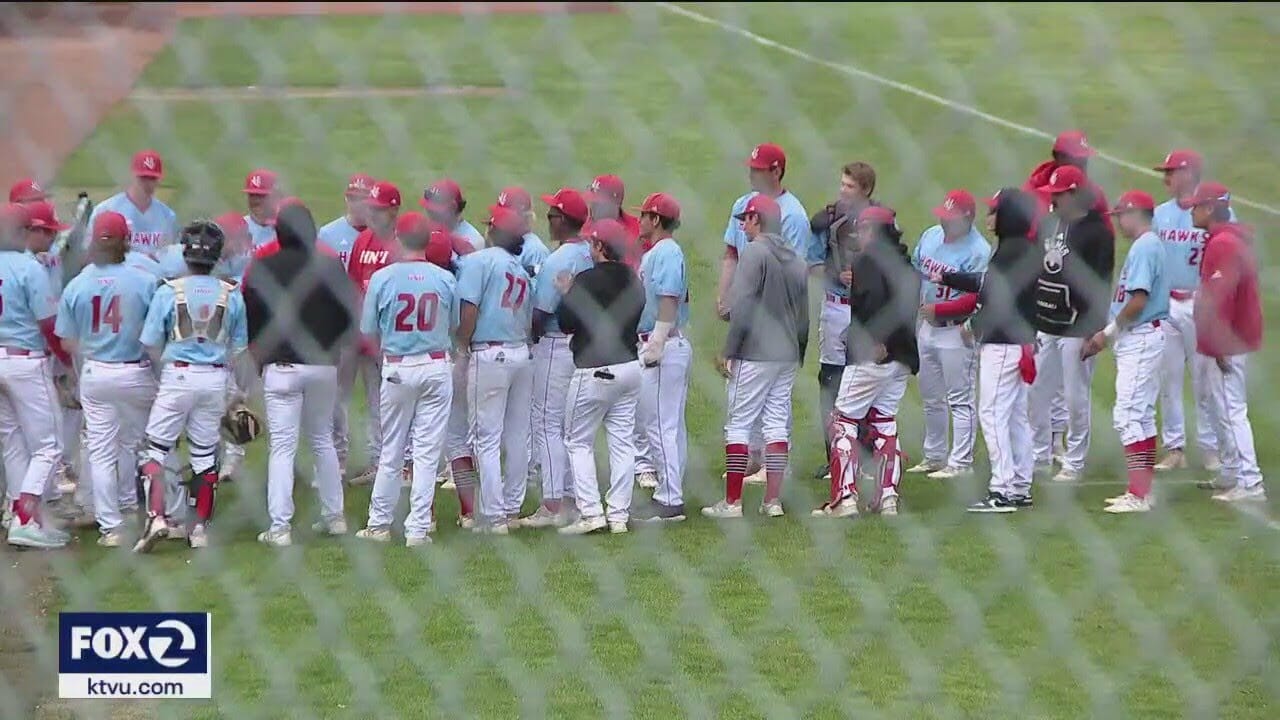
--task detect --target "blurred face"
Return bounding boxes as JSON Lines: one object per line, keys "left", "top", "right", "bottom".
{"left": 748, "top": 167, "right": 779, "bottom": 193}
{"left": 589, "top": 197, "right": 620, "bottom": 221}
{"left": 984, "top": 211, "right": 997, "bottom": 234}
{"left": 546, "top": 209, "right": 569, "bottom": 239}
{"left": 368, "top": 205, "right": 397, "bottom": 232}
{"left": 223, "top": 230, "right": 250, "bottom": 258}
{"left": 1049, "top": 189, "right": 1083, "bottom": 216}
{"left": 1163, "top": 168, "right": 1198, "bottom": 199}
{"left": 1115, "top": 210, "right": 1143, "bottom": 240}
{"left": 26, "top": 228, "right": 55, "bottom": 253}
{"left": 425, "top": 206, "right": 456, "bottom": 226}
{"left": 940, "top": 216, "right": 973, "bottom": 237}
{"left": 839, "top": 173, "right": 866, "bottom": 201}
{"left": 1190, "top": 203, "right": 1213, "bottom": 230}
{"left": 247, "top": 193, "right": 276, "bottom": 224}
{"left": 638, "top": 212, "right": 660, "bottom": 239}
{"left": 345, "top": 195, "right": 369, "bottom": 226}
{"left": 134, "top": 177, "right": 159, "bottom": 197}
{"left": 855, "top": 221, "right": 878, "bottom": 250}
{"left": 739, "top": 212, "right": 761, "bottom": 239}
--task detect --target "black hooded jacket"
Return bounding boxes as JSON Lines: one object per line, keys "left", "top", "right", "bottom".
{"left": 845, "top": 231, "right": 920, "bottom": 374}
{"left": 1032, "top": 204, "right": 1115, "bottom": 338}
{"left": 940, "top": 188, "right": 1043, "bottom": 345}
{"left": 242, "top": 204, "right": 357, "bottom": 366}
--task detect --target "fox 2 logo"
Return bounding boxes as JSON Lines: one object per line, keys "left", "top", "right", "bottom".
{"left": 60, "top": 612, "right": 210, "bottom": 675}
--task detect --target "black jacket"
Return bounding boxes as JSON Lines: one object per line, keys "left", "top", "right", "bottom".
{"left": 243, "top": 205, "right": 358, "bottom": 366}
{"left": 941, "top": 188, "right": 1042, "bottom": 346}
{"left": 557, "top": 260, "right": 644, "bottom": 369}
{"left": 1033, "top": 208, "right": 1114, "bottom": 337}
{"left": 846, "top": 235, "right": 920, "bottom": 374}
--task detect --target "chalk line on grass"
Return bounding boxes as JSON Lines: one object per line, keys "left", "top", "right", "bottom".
{"left": 654, "top": 2, "right": 1280, "bottom": 217}
{"left": 129, "top": 86, "right": 511, "bottom": 101}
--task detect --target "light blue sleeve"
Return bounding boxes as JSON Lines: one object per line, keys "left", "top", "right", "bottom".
{"left": 532, "top": 251, "right": 560, "bottom": 314}
{"left": 967, "top": 234, "right": 992, "bottom": 273}
{"left": 911, "top": 232, "right": 926, "bottom": 272}
{"left": 650, "top": 245, "right": 686, "bottom": 298}
{"left": 1125, "top": 241, "right": 1159, "bottom": 294}
{"left": 24, "top": 262, "right": 56, "bottom": 322}
{"left": 806, "top": 229, "right": 828, "bottom": 266}
{"left": 780, "top": 212, "right": 810, "bottom": 254}
{"left": 54, "top": 281, "right": 78, "bottom": 339}
{"left": 724, "top": 195, "right": 749, "bottom": 248}
{"left": 456, "top": 253, "right": 486, "bottom": 306}
{"left": 139, "top": 286, "right": 171, "bottom": 348}
{"left": 228, "top": 292, "right": 248, "bottom": 352}
{"left": 158, "top": 246, "right": 185, "bottom": 279}
{"left": 442, "top": 273, "right": 460, "bottom": 332}
{"left": 360, "top": 272, "right": 384, "bottom": 336}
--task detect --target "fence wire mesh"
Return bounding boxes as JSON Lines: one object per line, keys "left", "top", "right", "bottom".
{"left": 0, "top": 2, "right": 1279, "bottom": 719}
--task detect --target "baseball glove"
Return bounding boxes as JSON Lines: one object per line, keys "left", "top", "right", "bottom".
{"left": 54, "top": 373, "right": 82, "bottom": 410}
{"left": 220, "top": 402, "right": 264, "bottom": 444}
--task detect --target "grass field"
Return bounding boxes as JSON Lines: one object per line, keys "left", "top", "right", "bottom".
{"left": 35, "top": 3, "right": 1280, "bottom": 718}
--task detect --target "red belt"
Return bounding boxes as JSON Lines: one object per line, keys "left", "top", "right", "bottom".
{"left": 638, "top": 329, "right": 682, "bottom": 343}
{"left": 92, "top": 358, "right": 147, "bottom": 366}
{"left": 385, "top": 351, "right": 448, "bottom": 363}
{"left": 1170, "top": 290, "right": 1194, "bottom": 301}
{"left": 173, "top": 361, "right": 225, "bottom": 368}
{"left": 0, "top": 347, "right": 43, "bottom": 357}
{"left": 825, "top": 292, "right": 850, "bottom": 305}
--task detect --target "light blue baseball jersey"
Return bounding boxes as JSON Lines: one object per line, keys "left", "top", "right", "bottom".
{"left": 318, "top": 215, "right": 362, "bottom": 271}
{"left": 0, "top": 250, "right": 58, "bottom": 351}
{"left": 361, "top": 261, "right": 457, "bottom": 356}
{"left": 244, "top": 215, "right": 276, "bottom": 249}
{"left": 532, "top": 240, "right": 593, "bottom": 335}
{"left": 124, "top": 250, "right": 162, "bottom": 278}
{"left": 912, "top": 224, "right": 991, "bottom": 304}
{"left": 1111, "top": 230, "right": 1170, "bottom": 325}
{"left": 638, "top": 237, "right": 690, "bottom": 333}
{"left": 455, "top": 219, "right": 486, "bottom": 253}
{"left": 56, "top": 263, "right": 159, "bottom": 362}
{"left": 723, "top": 190, "right": 810, "bottom": 256}
{"left": 86, "top": 193, "right": 179, "bottom": 257}
{"left": 29, "top": 248, "right": 64, "bottom": 298}
{"left": 140, "top": 275, "right": 248, "bottom": 366}
{"left": 519, "top": 232, "right": 551, "bottom": 277}
{"left": 155, "top": 244, "right": 249, "bottom": 284}
{"left": 456, "top": 247, "right": 532, "bottom": 344}
{"left": 1153, "top": 199, "right": 1236, "bottom": 292}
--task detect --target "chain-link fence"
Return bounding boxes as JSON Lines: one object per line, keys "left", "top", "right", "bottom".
{"left": 1, "top": 2, "right": 1279, "bottom": 719}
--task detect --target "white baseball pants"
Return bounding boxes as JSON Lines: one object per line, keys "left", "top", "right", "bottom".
{"left": 1200, "top": 355, "right": 1264, "bottom": 490}
{"left": 444, "top": 359, "right": 472, "bottom": 462}
{"left": 469, "top": 344, "right": 533, "bottom": 523}
{"left": 529, "top": 335, "right": 575, "bottom": 504}
{"left": 263, "top": 363, "right": 344, "bottom": 532}
{"left": 335, "top": 349, "right": 383, "bottom": 469}
{"left": 1113, "top": 324, "right": 1164, "bottom": 446}
{"left": 80, "top": 360, "right": 156, "bottom": 532}
{"left": 1029, "top": 333, "right": 1095, "bottom": 473}
{"left": 724, "top": 359, "right": 798, "bottom": 447}
{"left": 977, "top": 344, "right": 1033, "bottom": 498}
{"left": 638, "top": 336, "right": 692, "bottom": 507}
{"left": 564, "top": 360, "right": 642, "bottom": 523}
{"left": 917, "top": 322, "right": 978, "bottom": 468}
{"left": 146, "top": 364, "right": 228, "bottom": 481}
{"left": 832, "top": 360, "right": 911, "bottom": 500}
{"left": 817, "top": 295, "right": 850, "bottom": 366}
{"left": 1159, "top": 296, "right": 1218, "bottom": 454}
{"left": 0, "top": 353, "right": 63, "bottom": 498}
{"left": 366, "top": 354, "right": 452, "bottom": 537}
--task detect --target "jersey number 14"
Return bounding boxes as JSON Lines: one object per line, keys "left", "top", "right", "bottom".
{"left": 91, "top": 294, "right": 123, "bottom": 334}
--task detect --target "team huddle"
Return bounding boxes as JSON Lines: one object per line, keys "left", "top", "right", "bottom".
{"left": 0, "top": 131, "right": 1266, "bottom": 550}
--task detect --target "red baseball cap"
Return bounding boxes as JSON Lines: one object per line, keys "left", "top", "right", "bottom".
{"left": 734, "top": 193, "right": 781, "bottom": 222}
{"left": 1039, "top": 165, "right": 1087, "bottom": 195}
{"left": 1185, "top": 181, "right": 1231, "bottom": 207}
{"left": 425, "top": 228, "right": 455, "bottom": 268}
{"left": 1110, "top": 190, "right": 1156, "bottom": 214}
{"left": 395, "top": 211, "right": 434, "bottom": 243}
{"left": 487, "top": 205, "right": 528, "bottom": 235}
{"left": 345, "top": 173, "right": 375, "bottom": 198}
{"left": 540, "top": 188, "right": 590, "bottom": 223}
{"left": 1052, "top": 130, "right": 1095, "bottom": 159}
{"left": 24, "top": 201, "right": 69, "bottom": 231}
{"left": 746, "top": 143, "right": 786, "bottom": 171}
{"left": 8, "top": 179, "right": 46, "bottom": 203}
{"left": 367, "top": 181, "right": 402, "bottom": 209}
{"left": 587, "top": 174, "right": 625, "bottom": 204}
{"left": 213, "top": 211, "right": 249, "bottom": 239}
{"left": 1153, "top": 149, "right": 1202, "bottom": 173}
{"left": 131, "top": 149, "right": 163, "bottom": 179}
{"left": 932, "top": 189, "right": 976, "bottom": 220}
{"left": 244, "top": 169, "right": 278, "bottom": 196}
{"left": 495, "top": 186, "right": 533, "bottom": 213}
{"left": 983, "top": 189, "right": 1004, "bottom": 211}
{"left": 420, "top": 179, "right": 464, "bottom": 214}
{"left": 856, "top": 205, "right": 897, "bottom": 226}
{"left": 586, "top": 217, "right": 628, "bottom": 247}
{"left": 634, "top": 192, "right": 681, "bottom": 221}
{"left": 91, "top": 210, "right": 130, "bottom": 242}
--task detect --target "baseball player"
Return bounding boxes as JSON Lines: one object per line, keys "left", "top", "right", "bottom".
{"left": 1024, "top": 130, "right": 1112, "bottom": 232}
{"left": 1151, "top": 150, "right": 1227, "bottom": 472}
{"left": 493, "top": 187, "right": 551, "bottom": 277}
{"left": 817, "top": 206, "right": 919, "bottom": 518}
{"left": 930, "top": 188, "right": 1042, "bottom": 513}
{"left": 908, "top": 189, "right": 990, "bottom": 479}
{"left": 585, "top": 175, "right": 642, "bottom": 267}
{"left": 702, "top": 194, "right": 809, "bottom": 519}
{"left": 806, "top": 162, "right": 877, "bottom": 480}
{"left": 345, "top": 180, "right": 404, "bottom": 484}
{"left": 354, "top": 216, "right": 458, "bottom": 545}
{"left": 554, "top": 219, "right": 646, "bottom": 534}
{"left": 9, "top": 178, "right": 48, "bottom": 205}
{"left": 243, "top": 203, "right": 356, "bottom": 546}
{"left": 455, "top": 208, "right": 532, "bottom": 533}
{"left": 421, "top": 179, "right": 485, "bottom": 251}
{"left": 244, "top": 169, "right": 280, "bottom": 249}
{"left": 86, "top": 150, "right": 179, "bottom": 257}
{"left": 1078, "top": 190, "right": 1169, "bottom": 513}
{"left": 1187, "top": 182, "right": 1266, "bottom": 503}
{"left": 0, "top": 203, "right": 72, "bottom": 549}
{"left": 628, "top": 192, "right": 693, "bottom": 523}
{"left": 54, "top": 211, "right": 160, "bottom": 546}
{"left": 519, "top": 189, "right": 593, "bottom": 528}
{"left": 133, "top": 220, "right": 248, "bottom": 553}
{"left": 1028, "top": 165, "right": 1115, "bottom": 482}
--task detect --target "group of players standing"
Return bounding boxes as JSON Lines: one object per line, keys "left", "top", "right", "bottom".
{"left": 0, "top": 130, "right": 1266, "bottom": 550}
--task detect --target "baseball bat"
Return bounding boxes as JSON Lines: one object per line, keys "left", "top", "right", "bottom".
{"left": 56, "top": 192, "right": 93, "bottom": 278}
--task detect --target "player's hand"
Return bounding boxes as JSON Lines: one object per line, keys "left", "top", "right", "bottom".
{"left": 1215, "top": 355, "right": 1231, "bottom": 374}
{"left": 838, "top": 269, "right": 853, "bottom": 287}
{"left": 873, "top": 343, "right": 888, "bottom": 363}
{"left": 1080, "top": 332, "right": 1106, "bottom": 360}
{"left": 716, "top": 297, "right": 730, "bottom": 321}
{"left": 715, "top": 354, "right": 732, "bottom": 379}
{"left": 554, "top": 270, "right": 573, "bottom": 295}
{"left": 928, "top": 269, "right": 944, "bottom": 285}
{"left": 919, "top": 304, "right": 936, "bottom": 323}
{"left": 640, "top": 341, "right": 662, "bottom": 367}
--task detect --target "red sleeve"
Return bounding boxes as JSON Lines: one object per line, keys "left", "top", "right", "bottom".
{"left": 932, "top": 292, "right": 978, "bottom": 319}
{"left": 725, "top": 245, "right": 739, "bottom": 260}
{"left": 1091, "top": 182, "right": 1113, "bottom": 234}
{"left": 39, "top": 317, "right": 72, "bottom": 366}
{"left": 1023, "top": 160, "right": 1056, "bottom": 192}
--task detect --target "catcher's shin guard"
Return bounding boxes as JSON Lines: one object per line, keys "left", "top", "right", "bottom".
{"left": 826, "top": 412, "right": 861, "bottom": 504}
{"left": 866, "top": 409, "right": 905, "bottom": 511}
{"left": 190, "top": 468, "right": 219, "bottom": 523}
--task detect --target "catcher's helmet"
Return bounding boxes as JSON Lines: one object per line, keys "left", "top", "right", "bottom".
{"left": 181, "top": 219, "right": 225, "bottom": 269}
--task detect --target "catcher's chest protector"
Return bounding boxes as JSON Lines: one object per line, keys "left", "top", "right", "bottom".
{"left": 168, "top": 277, "right": 233, "bottom": 343}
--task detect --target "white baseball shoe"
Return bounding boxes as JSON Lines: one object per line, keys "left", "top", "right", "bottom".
{"left": 758, "top": 500, "right": 785, "bottom": 518}
{"left": 1104, "top": 493, "right": 1151, "bottom": 513}
{"left": 166, "top": 522, "right": 189, "bottom": 541}
{"left": 133, "top": 516, "right": 169, "bottom": 553}
{"left": 356, "top": 526, "right": 393, "bottom": 542}
{"left": 348, "top": 467, "right": 376, "bottom": 486}
{"left": 97, "top": 529, "right": 125, "bottom": 548}
{"left": 557, "top": 515, "right": 606, "bottom": 535}
{"left": 188, "top": 523, "right": 209, "bottom": 549}
{"left": 878, "top": 495, "right": 899, "bottom": 516}
{"left": 473, "top": 520, "right": 510, "bottom": 535}
{"left": 1107, "top": 491, "right": 1156, "bottom": 507}
{"left": 1154, "top": 450, "right": 1187, "bottom": 472}
{"left": 8, "top": 518, "right": 68, "bottom": 549}
{"left": 635, "top": 471, "right": 658, "bottom": 489}
{"left": 927, "top": 466, "right": 971, "bottom": 480}
{"left": 312, "top": 516, "right": 348, "bottom": 536}
{"left": 812, "top": 495, "right": 859, "bottom": 518}
{"left": 457, "top": 515, "right": 475, "bottom": 531}
{"left": 517, "top": 506, "right": 559, "bottom": 529}
{"left": 906, "top": 459, "right": 945, "bottom": 475}
{"left": 1202, "top": 452, "right": 1222, "bottom": 473}
{"left": 608, "top": 520, "right": 629, "bottom": 534}
{"left": 257, "top": 529, "right": 293, "bottom": 547}
{"left": 406, "top": 534, "right": 433, "bottom": 547}
{"left": 701, "top": 500, "right": 743, "bottom": 519}
{"left": 55, "top": 463, "right": 78, "bottom": 496}
{"left": 743, "top": 467, "right": 766, "bottom": 485}
{"left": 1212, "top": 485, "right": 1268, "bottom": 503}
{"left": 439, "top": 468, "right": 456, "bottom": 490}
{"left": 1052, "top": 467, "right": 1082, "bottom": 483}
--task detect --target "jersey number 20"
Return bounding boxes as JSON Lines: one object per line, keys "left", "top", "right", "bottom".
{"left": 500, "top": 272, "right": 528, "bottom": 310}
{"left": 395, "top": 292, "right": 439, "bottom": 332}
{"left": 91, "top": 294, "right": 123, "bottom": 334}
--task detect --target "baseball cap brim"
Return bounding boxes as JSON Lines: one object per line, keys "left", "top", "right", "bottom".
{"left": 744, "top": 159, "right": 775, "bottom": 170}
{"left": 134, "top": 169, "right": 162, "bottom": 179}
{"left": 419, "top": 198, "right": 451, "bottom": 213}
{"left": 30, "top": 219, "right": 69, "bottom": 232}
{"left": 931, "top": 204, "right": 971, "bottom": 220}
{"left": 245, "top": 188, "right": 273, "bottom": 196}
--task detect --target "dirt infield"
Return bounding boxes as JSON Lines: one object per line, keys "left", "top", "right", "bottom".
{"left": 0, "top": 1, "right": 617, "bottom": 190}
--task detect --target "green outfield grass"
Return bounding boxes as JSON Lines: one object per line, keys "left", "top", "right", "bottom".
{"left": 42, "top": 4, "right": 1280, "bottom": 718}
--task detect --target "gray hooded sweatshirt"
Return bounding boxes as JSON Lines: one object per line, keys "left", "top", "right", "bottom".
{"left": 722, "top": 232, "right": 810, "bottom": 363}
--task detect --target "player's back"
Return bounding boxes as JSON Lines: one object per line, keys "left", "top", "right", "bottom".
{"left": 124, "top": 250, "right": 162, "bottom": 278}
{"left": 366, "top": 261, "right": 457, "bottom": 357}
{"left": 141, "top": 274, "right": 246, "bottom": 366}
{"left": 0, "top": 250, "right": 53, "bottom": 350}
{"left": 454, "top": 220, "right": 486, "bottom": 253}
{"left": 724, "top": 191, "right": 809, "bottom": 255}
{"left": 58, "top": 263, "right": 158, "bottom": 361}
{"left": 638, "top": 237, "right": 690, "bottom": 332}
{"left": 89, "top": 192, "right": 177, "bottom": 256}
{"left": 458, "top": 247, "right": 532, "bottom": 344}
{"left": 519, "top": 232, "right": 551, "bottom": 277}
{"left": 532, "top": 240, "right": 592, "bottom": 335}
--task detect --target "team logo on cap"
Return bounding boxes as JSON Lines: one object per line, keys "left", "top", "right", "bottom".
{"left": 370, "top": 185, "right": 381, "bottom": 200}
{"left": 944, "top": 198, "right": 956, "bottom": 211}
{"left": 589, "top": 180, "right": 601, "bottom": 192}
{"left": 498, "top": 191, "right": 509, "bottom": 206}
{"left": 751, "top": 147, "right": 760, "bottom": 160}
{"left": 30, "top": 181, "right": 43, "bottom": 192}
{"left": 250, "top": 175, "right": 263, "bottom": 188}
{"left": 1079, "top": 137, "right": 1089, "bottom": 149}
{"left": 142, "top": 157, "right": 156, "bottom": 170}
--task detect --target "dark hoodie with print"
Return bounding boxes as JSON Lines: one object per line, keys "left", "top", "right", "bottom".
{"left": 1031, "top": 204, "right": 1114, "bottom": 338}
{"left": 845, "top": 230, "right": 920, "bottom": 373}
{"left": 723, "top": 232, "right": 810, "bottom": 363}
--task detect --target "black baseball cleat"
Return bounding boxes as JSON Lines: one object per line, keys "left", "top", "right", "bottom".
{"left": 632, "top": 501, "right": 687, "bottom": 523}
{"left": 1010, "top": 493, "right": 1033, "bottom": 509}
{"left": 966, "top": 492, "right": 1017, "bottom": 513}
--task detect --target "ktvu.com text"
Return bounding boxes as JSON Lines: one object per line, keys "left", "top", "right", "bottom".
{"left": 58, "top": 612, "right": 212, "bottom": 700}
